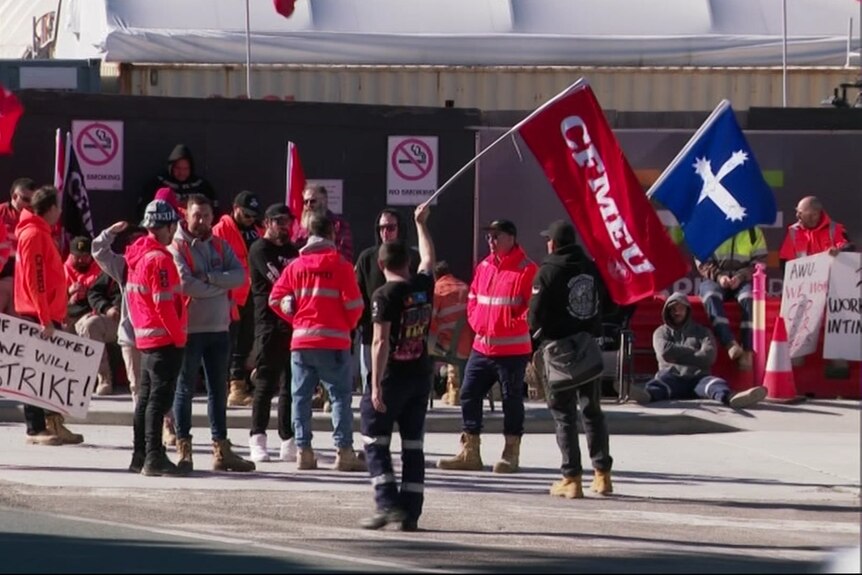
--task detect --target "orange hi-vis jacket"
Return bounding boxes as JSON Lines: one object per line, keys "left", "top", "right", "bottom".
{"left": 125, "top": 234, "right": 187, "bottom": 350}
{"left": 778, "top": 211, "right": 850, "bottom": 261}
{"left": 269, "top": 238, "right": 363, "bottom": 351}
{"left": 468, "top": 245, "right": 538, "bottom": 357}
{"left": 13, "top": 210, "right": 66, "bottom": 325}
{"left": 428, "top": 273, "right": 474, "bottom": 361}
{"left": 212, "top": 213, "right": 262, "bottom": 318}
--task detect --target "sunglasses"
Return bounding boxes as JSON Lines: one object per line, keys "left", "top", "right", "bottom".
{"left": 378, "top": 224, "right": 397, "bottom": 232}
{"left": 240, "top": 209, "right": 257, "bottom": 219}
{"left": 303, "top": 198, "right": 317, "bottom": 206}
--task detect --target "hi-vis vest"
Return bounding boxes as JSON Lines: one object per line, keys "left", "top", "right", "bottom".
{"left": 712, "top": 228, "right": 768, "bottom": 265}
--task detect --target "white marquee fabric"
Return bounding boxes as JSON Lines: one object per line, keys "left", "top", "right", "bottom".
{"left": 34, "top": 0, "right": 862, "bottom": 66}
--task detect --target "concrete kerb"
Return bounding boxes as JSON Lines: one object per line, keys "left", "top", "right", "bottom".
{"left": 0, "top": 397, "right": 738, "bottom": 435}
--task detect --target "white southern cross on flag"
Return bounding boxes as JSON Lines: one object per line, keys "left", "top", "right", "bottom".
{"left": 693, "top": 150, "right": 749, "bottom": 221}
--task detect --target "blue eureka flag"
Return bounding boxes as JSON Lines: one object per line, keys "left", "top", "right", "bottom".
{"left": 648, "top": 100, "right": 777, "bottom": 261}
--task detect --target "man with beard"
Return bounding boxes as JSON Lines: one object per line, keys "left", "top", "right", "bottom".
{"left": 64, "top": 236, "right": 101, "bottom": 326}
{"left": 170, "top": 194, "right": 255, "bottom": 473}
{"left": 246, "top": 204, "right": 299, "bottom": 462}
{"left": 213, "top": 190, "right": 264, "bottom": 407}
{"left": 292, "top": 184, "right": 352, "bottom": 261}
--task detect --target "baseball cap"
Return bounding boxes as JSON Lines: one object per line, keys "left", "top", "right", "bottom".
{"left": 69, "top": 236, "right": 92, "bottom": 256}
{"left": 234, "top": 190, "right": 262, "bottom": 217}
{"left": 140, "top": 199, "right": 180, "bottom": 229}
{"left": 264, "top": 203, "right": 293, "bottom": 220}
{"left": 539, "top": 219, "right": 576, "bottom": 246}
{"left": 484, "top": 219, "right": 517, "bottom": 237}
{"left": 154, "top": 187, "right": 181, "bottom": 212}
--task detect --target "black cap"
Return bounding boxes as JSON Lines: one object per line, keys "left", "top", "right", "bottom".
{"left": 234, "top": 190, "right": 262, "bottom": 216}
{"left": 70, "top": 236, "right": 92, "bottom": 256}
{"left": 484, "top": 219, "right": 517, "bottom": 237}
{"left": 539, "top": 219, "right": 576, "bottom": 246}
{"left": 264, "top": 203, "right": 293, "bottom": 220}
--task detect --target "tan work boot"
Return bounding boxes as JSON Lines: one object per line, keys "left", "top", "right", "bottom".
{"left": 727, "top": 341, "right": 744, "bottom": 362}
{"left": 95, "top": 375, "right": 113, "bottom": 396}
{"left": 227, "top": 380, "right": 253, "bottom": 407}
{"left": 212, "top": 439, "right": 256, "bottom": 472}
{"left": 550, "top": 476, "right": 584, "bottom": 499}
{"left": 162, "top": 419, "right": 177, "bottom": 447}
{"left": 25, "top": 430, "right": 62, "bottom": 446}
{"left": 492, "top": 435, "right": 521, "bottom": 474}
{"left": 176, "top": 437, "right": 194, "bottom": 473}
{"left": 45, "top": 414, "right": 84, "bottom": 445}
{"left": 436, "top": 433, "right": 483, "bottom": 471}
{"left": 591, "top": 469, "right": 613, "bottom": 495}
{"left": 443, "top": 368, "right": 460, "bottom": 406}
{"left": 296, "top": 447, "right": 318, "bottom": 470}
{"left": 334, "top": 447, "right": 367, "bottom": 472}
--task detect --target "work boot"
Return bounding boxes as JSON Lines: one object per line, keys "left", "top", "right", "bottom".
{"left": 443, "top": 368, "right": 460, "bottom": 406}
{"left": 25, "top": 431, "right": 62, "bottom": 446}
{"left": 95, "top": 375, "right": 113, "bottom": 396}
{"left": 45, "top": 414, "right": 84, "bottom": 445}
{"left": 279, "top": 438, "right": 297, "bottom": 462}
{"left": 729, "top": 385, "right": 767, "bottom": 409}
{"left": 627, "top": 385, "right": 652, "bottom": 405}
{"left": 176, "top": 437, "right": 194, "bottom": 473}
{"left": 311, "top": 387, "right": 326, "bottom": 410}
{"left": 492, "top": 435, "right": 521, "bottom": 474}
{"left": 334, "top": 447, "right": 367, "bottom": 472}
{"left": 162, "top": 418, "right": 177, "bottom": 447}
{"left": 591, "top": 469, "right": 613, "bottom": 495}
{"left": 550, "top": 476, "right": 584, "bottom": 499}
{"left": 727, "top": 341, "right": 744, "bottom": 362}
{"left": 142, "top": 451, "right": 185, "bottom": 477}
{"left": 436, "top": 433, "right": 483, "bottom": 471}
{"left": 296, "top": 447, "right": 318, "bottom": 470}
{"left": 129, "top": 451, "right": 145, "bottom": 474}
{"left": 227, "top": 380, "right": 253, "bottom": 407}
{"left": 212, "top": 439, "right": 256, "bottom": 472}
{"left": 737, "top": 350, "right": 754, "bottom": 371}
{"left": 360, "top": 507, "right": 407, "bottom": 530}
{"left": 249, "top": 433, "right": 271, "bottom": 462}
{"left": 399, "top": 520, "right": 419, "bottom": 532}
{"left": 323, "top": 400, "right": 332, "bottom": 413}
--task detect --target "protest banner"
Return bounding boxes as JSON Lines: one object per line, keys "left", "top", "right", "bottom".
{"left": 0, "top": 313, "right": 104, "bottom": 418}
{"left": 824, "top": 252, "right": 862, "bottom": 361}
{"left": 779, "top": 253, "right": 831, "bottom": 358}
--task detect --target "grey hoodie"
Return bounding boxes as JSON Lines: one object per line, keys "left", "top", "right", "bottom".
{"left": 170, "top": 225, "right": 245, "bottom": 334}
{"left": 91, "top": 228, "right": 135, "bottom": 346}
{"left": 652, "top": 292, "right": 717, "bottom": 377}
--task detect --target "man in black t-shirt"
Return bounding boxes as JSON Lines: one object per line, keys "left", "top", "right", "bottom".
{"left": 246, "top": 204, "right": 300, "bottom": 463}
{"left": 360, "top": 203, "right": 435, "bottom": 533}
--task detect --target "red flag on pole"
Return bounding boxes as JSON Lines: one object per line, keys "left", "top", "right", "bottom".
{"left": 0, "top": 85, "right": 24, "bottom": 155}
{"left": 273, "top": 0, "right": 297, "bottom": 18}
{"left": 517, "top": 81, "right": 689, "bottom": 305}
{"left": 285, "top": 140, "right": 306, "bottom": 218}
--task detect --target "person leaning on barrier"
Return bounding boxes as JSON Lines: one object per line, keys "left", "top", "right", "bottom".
{"left": 779, "top": 196, "right": 853, "bottom": 271}
{"left": 528, "top": 220, "right": 613, "bottom": 499}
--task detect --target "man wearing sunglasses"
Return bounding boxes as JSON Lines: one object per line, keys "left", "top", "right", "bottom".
{"left": 293, "top": 185, "right": 353, "bottom": 261}
{"left": 438, "top": 219, "right": 538, "bottom": 474}
{"left": 0, "top": 177, "right": 36, "bottom": 317}
{"left": 213, "top": 191, "right": 264, "bottom": 407}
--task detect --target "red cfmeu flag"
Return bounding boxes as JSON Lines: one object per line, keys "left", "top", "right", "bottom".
{"left": 517, "top": 81, "right": 689, "bottom": 305}
{"left": 0, "top": 85, "right": 24, "bottom": 155}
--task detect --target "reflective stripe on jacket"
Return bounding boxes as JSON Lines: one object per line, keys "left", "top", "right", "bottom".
{"left": 269, "top": 238, "right": 363, "bottom": 350}
{"left": 428, "top": 274, "right": 473, "bottom": 361}
{"left": 779, "top": 212, "right": 848, "bottom": 260}
{"left": 467, "top": 245, "right": 537, "bottom": 357}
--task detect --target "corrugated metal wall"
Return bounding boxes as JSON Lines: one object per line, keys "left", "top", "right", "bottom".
{"left": 112, "top": 63, "right": 861, "bottom": 111}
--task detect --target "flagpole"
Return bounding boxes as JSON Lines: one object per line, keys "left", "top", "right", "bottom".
{"left": 422, "top": 78, "right": 588, "bottom": 206}
{"left": 245, "top": 0, "right": 252, "bottom": 99}
{"left": 781, "top": 0, "right": 788, "bottom": 107}
{"left": 646, "top": 100, "right": 731, "bottom": 198}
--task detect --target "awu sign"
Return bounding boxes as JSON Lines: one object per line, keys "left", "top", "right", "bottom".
{"left": 0, "top": 314, "right": 104, "bottom": 418}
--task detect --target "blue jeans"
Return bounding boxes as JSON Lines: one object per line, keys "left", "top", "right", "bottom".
{"left": 291, "top": 348, "right": 354, "bottom": 449}
{"left": 173, "top": 331, "right": 230, "bottom": 441}
{"left": 460, "top": 350, "right": 529, "bottom": 436}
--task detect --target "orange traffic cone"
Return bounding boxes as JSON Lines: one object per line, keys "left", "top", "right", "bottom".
{"left": 763, "top": 316, "right": 805, "bottom": 404}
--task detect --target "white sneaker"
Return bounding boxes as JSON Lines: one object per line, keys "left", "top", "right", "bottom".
{"left": 249, "top": 433, "right": 271, "bottom": 462}
{"left": 280, "top": 438, "right": 297, "bottom": 461}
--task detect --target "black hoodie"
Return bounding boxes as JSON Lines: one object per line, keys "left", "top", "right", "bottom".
{"left": 354, "top": 208, "right": 418, "bottom": 344}
{"left": 139, "top": 144, "right": 217, "bottom": 216}
{"left": 528, "top": 243, "right": 609, "bottom": 342}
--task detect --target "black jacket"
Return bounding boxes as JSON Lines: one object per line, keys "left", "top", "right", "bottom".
{"left": 528, "top": 244, "right": 608, "bottom": 342}
{"left": 87, "top": 271, "right": 122, "bottom": 315}
{"left": 139, "top": 144, "right": 217, "bottom": 217}
{"left": 354, "top": 209, "right": 418, "bottom": 345}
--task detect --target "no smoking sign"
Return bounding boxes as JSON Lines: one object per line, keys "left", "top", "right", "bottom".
{"left": 387, "top": 136, "right": 438, "bottom": 206}
{"left": 72, "top": 120, "right": 124, "bottom": 191}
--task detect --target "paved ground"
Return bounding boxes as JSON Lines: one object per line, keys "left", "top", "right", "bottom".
{"left": 0, "top": 397, "right": 858, "bottom": 573}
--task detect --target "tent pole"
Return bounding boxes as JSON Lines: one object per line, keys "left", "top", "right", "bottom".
{"left": 245, "top": 0, "right": 252, "bottom": 99}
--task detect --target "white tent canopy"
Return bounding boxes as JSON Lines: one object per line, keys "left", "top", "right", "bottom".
{"left": 22, "top": 0, "right": 862, "bottom": 66}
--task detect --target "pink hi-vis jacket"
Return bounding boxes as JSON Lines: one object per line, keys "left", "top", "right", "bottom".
{"left": 468, "top": 245, "right": 538, "bottom": 357}
{"left": 269, "top": 238, "right": 363, "bottom": 351}
{"left": 125, "top": 235, "right": 187, "bottom": 350}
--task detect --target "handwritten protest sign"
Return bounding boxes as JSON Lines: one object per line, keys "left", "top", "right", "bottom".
{"left": 0, "top": 314, "right": 104, "bottom": 418}
{"left": 780, "top": 253, "right": 831, "bottom": 358}
{"left": 824, "top": 252, "right": 862, "bottom": 361}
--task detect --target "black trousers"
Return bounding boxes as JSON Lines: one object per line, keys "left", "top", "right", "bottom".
{"left": 133, "top": 345, "right": 183, "bottom": 456}
{"left": 21, "top": 315, "right": 61, "bottom": 435}
{"left": 360, "top": 374, "right": 430, "bottom": 522}
{"left": 228, "top": 298, "right": 256, "bottom": 382}
{"left": 546, "top": 380, "right": 613, "bottom": 478}
{"left": 249, "top": 323, "right": 293, "bottom": 439}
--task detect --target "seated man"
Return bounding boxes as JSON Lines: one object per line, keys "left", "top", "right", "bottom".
{"left": 629, "top": 293, "right": 767, "bottom": 409}
{"left": 696, "top": 227, "right": 766, "bottom": 370}
{"left": 64, "top": 236, "right": 101, "bottom": 327}
{"left": 79, "top": 268, "right": 122, "bottom": 396}
{"left": 427, "top": 260, "right": 473, "bottom": 405}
